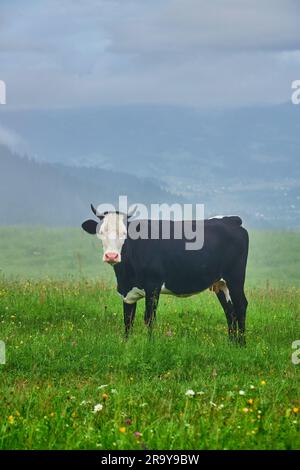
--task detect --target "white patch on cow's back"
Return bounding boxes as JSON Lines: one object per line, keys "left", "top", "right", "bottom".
{"left": 208, "top": 215, "right": 236, "bottom": 220}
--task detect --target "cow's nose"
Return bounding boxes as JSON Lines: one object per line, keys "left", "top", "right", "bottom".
{"left": 104, "top": 252, "right": 119, "bottom": 263}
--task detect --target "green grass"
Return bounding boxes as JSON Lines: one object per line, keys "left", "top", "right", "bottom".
{"left": 0, "top": 227, "right": 300, "bottom": 449}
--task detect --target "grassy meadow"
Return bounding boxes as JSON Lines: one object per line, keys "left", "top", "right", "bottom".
{"left": 0, "top": 227, "right": 299, "bottom": 449}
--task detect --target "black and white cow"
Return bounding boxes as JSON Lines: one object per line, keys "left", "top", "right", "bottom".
{"left": 82, "top": 205, "right": 249, "bottom": 345}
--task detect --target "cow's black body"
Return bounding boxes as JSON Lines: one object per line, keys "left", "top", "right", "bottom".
{"left": 115, "top": 217, "right": 247, "bottom": 296}
{"left": 113, "top": 216, "right": 249, "bottom": 344}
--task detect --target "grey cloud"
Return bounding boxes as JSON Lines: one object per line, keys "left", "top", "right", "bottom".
{"left": 108, "top": 0, "right": 300, "bottom": 54}
{"left": 0, "top": 0, "right": 300, "bottom": 109}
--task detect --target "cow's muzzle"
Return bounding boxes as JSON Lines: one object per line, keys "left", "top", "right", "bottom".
{"left": 104, "top": 252, "right": 120, "bottom": 264}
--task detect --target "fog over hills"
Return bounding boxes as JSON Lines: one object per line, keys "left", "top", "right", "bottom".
{"left": 0, "top": 145, "right": 174, "bottom": 226}
{"left": 0, "top": 103, "right": 300, "bottom": 227}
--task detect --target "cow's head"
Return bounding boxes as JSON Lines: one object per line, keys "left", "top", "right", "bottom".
{"left": 81, "top": 204, "right": 136, "bottom": 265}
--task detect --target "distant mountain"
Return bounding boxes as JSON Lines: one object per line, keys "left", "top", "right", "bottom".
{"left": 0, "top": 145, "right": 175, "bottom": 226}
{"left": 0, "top": 103, "right": 300, "bottom": 227}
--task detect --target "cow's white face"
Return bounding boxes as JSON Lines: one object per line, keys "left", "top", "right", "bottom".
{"left": 97, "top": 213, "right": 127, "bottom": 265}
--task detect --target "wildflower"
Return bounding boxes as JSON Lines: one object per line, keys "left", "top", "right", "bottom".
{"left": 185, "top": 389, "right": 195, "bottom": 397}
{"left": 102, "top": 393, "right": 109, "bottom": 401}
{"left": 134, "top": 431, "right": 142, "bottom": 438}
{"left": 293, "top": 407, "right": 299, "bottom": 414}
{"left": 49, "top": 412, "right": 55, "bottom": 417}
{"left": 248, "top": 399, "right": 254, "bottom": 405}
{"left": 239, "top": 390, "right": 245, "bottom": 396}
{"left": 250, "top": 385, "right": 255, "bottom": 390}
{"left": 242, "top": 407, "right": 249, "bottom": 413}
{"left": 119, "top": 427, "right": 126, "bottom": 433}
{"left": 125, "top": 418, "right": 132, "bottom": 426}
{"left": 8, "top": 415, "right": 14, "bottom": 424}
{"left": 260, "top": 380, "right": 266, "bottom": 386}
{"left": 93, "top": 404, "right": 103, "bottom": 413}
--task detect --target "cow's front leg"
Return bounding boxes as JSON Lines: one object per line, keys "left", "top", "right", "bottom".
{"left": 144, "top": 286, "right": 160, "bottom": 331}
{"left": 123, "top": 302, "right": 137, "bottom": 339}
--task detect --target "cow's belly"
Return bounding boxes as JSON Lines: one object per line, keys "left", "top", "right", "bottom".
{"left": 121, "top": 283, "right": 202, "bottom": 304}
{"left": 120, "top": 279, "right": 230, "bottom": 304}
{"left": 160, "top": 283, "right": 201, "bottom": 297}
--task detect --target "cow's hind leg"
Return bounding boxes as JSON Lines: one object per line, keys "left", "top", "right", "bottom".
{"left": 123, "top": 302, "right": 137, "bottom": 339}
{"left": 226, "top": 280, "right": 248, "bottom": 346}
{"left": 216, "top": 291, "right": 238, "bottom": 343}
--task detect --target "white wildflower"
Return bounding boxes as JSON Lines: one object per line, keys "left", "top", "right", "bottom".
{"left": 93, "top": 403, "right": 103, "bottom": 413}
{"left": 185, "top": 389, "right": 195, "bottom": 397}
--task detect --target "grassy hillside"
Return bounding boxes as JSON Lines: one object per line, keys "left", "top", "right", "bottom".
{"left": 0, "top": 227, "right": 299, "bottom": 286}
{"left": 0, "top": 227, "right": 299, "bottom": 449}
{"left": 0, "top": 281, "right": 299, "bottom": 449}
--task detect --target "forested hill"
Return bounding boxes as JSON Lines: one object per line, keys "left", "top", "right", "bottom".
{"left": 0, "top": 145, "right": 174, "bottom": 226}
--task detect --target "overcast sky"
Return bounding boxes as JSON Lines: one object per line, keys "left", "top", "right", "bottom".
{"left": 1, "top": 0, "right": 300, "bottom": 109}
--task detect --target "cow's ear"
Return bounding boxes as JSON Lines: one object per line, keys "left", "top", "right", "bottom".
{"left": 81, "top": 219, "right": 98, "bottom": 234}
